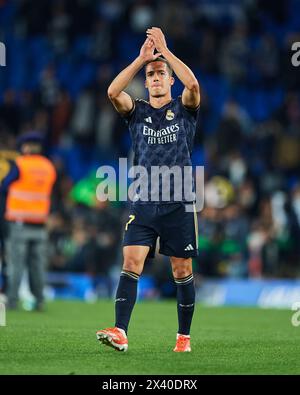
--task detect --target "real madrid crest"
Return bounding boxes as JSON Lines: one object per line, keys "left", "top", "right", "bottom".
{"left": 166, "top": 109, "right": 175, "bottom": 120}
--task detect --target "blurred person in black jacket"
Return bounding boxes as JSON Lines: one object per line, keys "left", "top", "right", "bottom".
{"left": 0, "top": 133, "right": 19, "bottom": 298}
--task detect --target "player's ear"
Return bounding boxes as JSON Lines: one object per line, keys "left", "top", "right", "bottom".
{"left": 145, "top": 79, "right": 149, "bottom": 89}
{"left": 170, "top": 76, "right": 175, "bottom": 86}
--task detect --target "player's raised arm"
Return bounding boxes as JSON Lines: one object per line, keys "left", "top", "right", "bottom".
{"left": 146, "top": 27, "right": 200, "bottom": 109}
{"left": 107, "top": 37, "right": 162, "bottom": 115}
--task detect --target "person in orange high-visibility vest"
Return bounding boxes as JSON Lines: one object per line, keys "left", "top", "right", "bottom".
{"left": 1, "top": 132, "right": 57, "bottom": 310}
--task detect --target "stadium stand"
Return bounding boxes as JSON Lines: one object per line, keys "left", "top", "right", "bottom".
{"left": 0, "top": 0, "right": 300, "bottom": 300}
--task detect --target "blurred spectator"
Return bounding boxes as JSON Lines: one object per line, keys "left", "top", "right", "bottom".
{"left": 15, "top": 0, "right": 49, "bottom": 36}
{"left": 18, "top": 91, "right": 36, "bottom": 127}
{"left": 130, "top": 0, "right": 155, "bottom": 33}
{"left": 216, "top": 109, "right": 243, "bottom": 156}
{"left": 89, "top": 18, "right": 113, "bottom": 62}
{"left": 51, "top": 89, "right": 72, "bottom": 145}
{"left": 70, "top": 87, "right": 96, "bottom": 144}
{"left": 158, "top": 0, "right": 192, "bottom": 39}
{"left": 220, "top": 23, "right": 250, "bottom": 86}
{"left": 220, "top": 204, "right": 249, "bottom": 277}
{"left": 291, "top": 184, "right": 300, "bottom": 228}
{"left": 0, "top": 0, "right": 300, "bottom": 286}
{"left": 98, "top": 0, "right": 124, "bottom": 24}
{"left": 253, "top": 34, "right": 280, "bottom": 87}
{"left": 48, "top": 0, "right": 71, "bottom": 55}
{"left": 0, "top": 133, "right": 19, "bottom": 297}
{"left": 38, "top": 65, "right": 60, "bottom": 109}
{"left": 95, "top": 95, "right": 117, "bottom": 155}
{"left": 0, "top": 90, "right": 20, "bottom": 136}
{"left": 197, "top": 28, "right": 219, "bottom": 74}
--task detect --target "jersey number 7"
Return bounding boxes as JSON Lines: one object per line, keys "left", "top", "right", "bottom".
{"left": 125, "top": 215, "right": 135, "bottom": 231}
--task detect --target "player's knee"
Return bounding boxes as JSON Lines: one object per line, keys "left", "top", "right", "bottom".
{"left": 173, "top": 267, "right": 193, "bottom": 279}
{"left": 123, "top": 256, "right": 144, "bottom": 275}
{"left": 170, "top": 257, "right": 192, "bottom": 279}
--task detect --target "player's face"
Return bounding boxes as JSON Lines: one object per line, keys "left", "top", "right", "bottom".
{"left": 145, "top": 62, "right": 174, "bottom": 98}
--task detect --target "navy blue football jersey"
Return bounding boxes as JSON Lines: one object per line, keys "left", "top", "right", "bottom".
{"left": 123, "top": 96, "right": 199, "bottom": 204}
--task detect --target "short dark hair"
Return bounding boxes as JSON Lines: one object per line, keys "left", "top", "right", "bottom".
{"left": 145, "top": 57, "right": 173, "bottom": 76}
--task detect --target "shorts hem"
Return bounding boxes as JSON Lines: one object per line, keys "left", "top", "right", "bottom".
{"left": 122, "top": 242, "right": 156, "bottom": 259}
{"left": 122, "top": 242, "right": 153, "bottom": 248}
{"left": 158, "top": 250, "right": 199, "bottom": 258}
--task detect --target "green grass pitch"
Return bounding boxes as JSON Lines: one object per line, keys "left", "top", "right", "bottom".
{"left": 1, "top": 300, "right": 300, "bottom": 375}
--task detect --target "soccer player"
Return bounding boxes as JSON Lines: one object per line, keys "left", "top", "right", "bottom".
{"left": 96, "top": 28, "right": 200, "bottom": 352}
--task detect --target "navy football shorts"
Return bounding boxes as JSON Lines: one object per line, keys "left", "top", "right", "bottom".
{"left": 123, "top": 203, "right": 199, "bottom": 258}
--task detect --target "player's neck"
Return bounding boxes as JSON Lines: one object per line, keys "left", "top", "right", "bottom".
{"left": 149, "top": 94, "right": 172, "bottom": 109}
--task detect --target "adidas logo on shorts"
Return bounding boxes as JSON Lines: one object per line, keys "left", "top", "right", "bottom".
{"left": 184, "top": 244, "right": 194, "bottom": 251}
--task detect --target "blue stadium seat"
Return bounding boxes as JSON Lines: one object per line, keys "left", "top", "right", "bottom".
{"left": 200, "top": 74, "right": 229, "bottom": 114}
{"left": 0, "top": 1, "right": 17, "bottom": 30}
{"left": 118, "top": 32, "right": 144, "bottom": 62}
{"left": 191, "top": 146, "right": 205, "bottom": 167}
{"left": 68, "top": 62, "right": 97, "bottom": 98}
{"left": 287, "top": 0, "right": 300, "bottom": 33}
{"left": 73, "top": 36, "right": 92, "bottom": 59}
{"left": 56, "top": 58, "right": 74, "bottom": 87}
{"left": 27, "top": 37, "right": 54, "bottom": 89}
{"left": 7, "top": 37, "right": 28, "bottom": 90}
